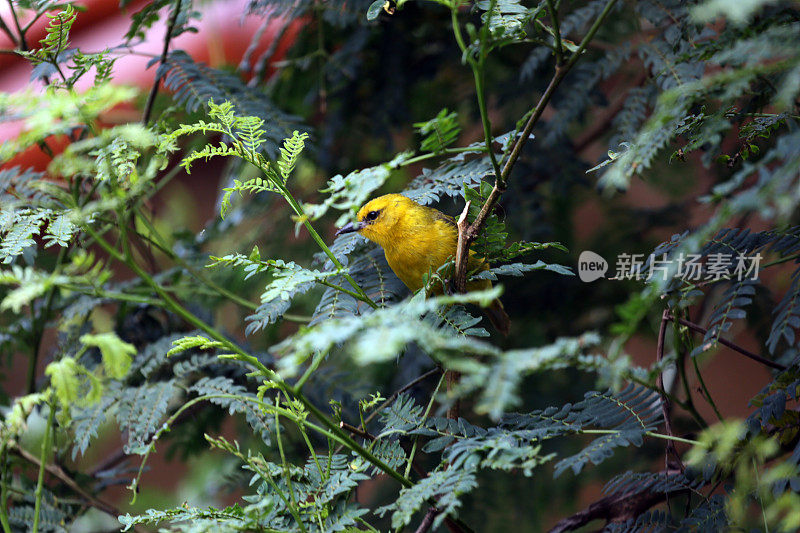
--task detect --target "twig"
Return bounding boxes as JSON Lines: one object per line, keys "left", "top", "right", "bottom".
{"left": 5, "top": 0, "right": 27, "bottom": 51}
{"left": 362, "top": 368, "right": 442, "bottom": 428}
{"left": 142, "top": 0, "right": 182, "bottom": 125}
{"left": 415, "top": 507, "right": 439, "bottom": 533}
{"left": 31, "top": 395, "right": 54, "bottom": 533}
{"left": 548, "top": 469, "right": 685, "bottom": 532}
{"left": 545, "top": 0, "right": 563, "bottom": 65}
{"left": 89, "top": 449, "right": 128, "bottom": 477}
{"left": 573, "top": 71, "right": 648, "bottom": 153}
{"left": 453, "top": 0, "right": 621, "bottom": 292}
{"left": 339, "top": 421, "right": 373, "bottom": 441}
{"left": 14, "top": 443, "right": 136, "bottom": 525}
{"left": 0, "top": 20, "right": 16, "bottom": 45}
{"left": 668, "top": 315, "right": 787, "bottom": 371}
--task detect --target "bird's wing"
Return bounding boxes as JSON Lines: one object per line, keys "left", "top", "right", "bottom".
{"left": 427, "top": 207, "right": 457, "bottom": 228}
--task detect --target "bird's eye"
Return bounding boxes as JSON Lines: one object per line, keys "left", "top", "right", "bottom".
{"left": 365, "top": 210, "right": 380, "bottom": 222}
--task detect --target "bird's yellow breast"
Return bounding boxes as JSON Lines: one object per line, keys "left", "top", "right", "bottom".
{"left": 382, "top": 218, "right": 458, "bottom": 292}
{"left": 353, "top": 194, "right": 489, "bottom": 293}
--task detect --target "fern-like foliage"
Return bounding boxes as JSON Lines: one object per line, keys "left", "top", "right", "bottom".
{"left": 504, "top": 384, "right": 663, "bottom": 477}
{"left": 159, "top": 51, "right": 300, "bottom": 158}
{"left": 414, "top": 108, "right": 461, "bottom": 154}
{"left": 377, "top": 466, "right": 478, "bottom": 530}
{"left": 210, "top": 251, "right": 341, "bottom": 334}
{"left": 116, "top": 381, "right": 179, "bottom": 453}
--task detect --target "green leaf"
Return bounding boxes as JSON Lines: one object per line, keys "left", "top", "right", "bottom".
{"left": 367, "top": 0, "right": 384, "bottom": 20}
{"left": 414, "top": 109, "right": 461, "bottom": 154}
{"left": 80, "top": 332, "right": 135, "bottom": 379}
{"left": 45, "top": 357, "right": 81, "bottom": 407}
{"left": 166, "top": 335, "right": 224, "bottom": 357}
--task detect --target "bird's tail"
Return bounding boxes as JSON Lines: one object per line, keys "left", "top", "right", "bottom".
{"left": 484, "top": 298, "right": 510, "bottom": 337}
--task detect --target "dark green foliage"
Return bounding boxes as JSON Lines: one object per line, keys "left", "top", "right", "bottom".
{"left": 159, "top": 51, "right": 300, "bottom": 158}
{"left": 414, "top": 108, "right": 461, "bottom": 153}
{"left": 116, "top": 381, "right": 179, "bottom": 453}
{"left": 377, "top": 466, "right": 478, "bottom": 529}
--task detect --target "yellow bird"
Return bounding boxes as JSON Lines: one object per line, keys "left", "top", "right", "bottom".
{"left": 336, "top": 193, "right": 510, "bottom": 335}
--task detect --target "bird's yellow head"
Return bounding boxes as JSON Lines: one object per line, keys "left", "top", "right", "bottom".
{"left": 335, "top": 193, "right": 416, "bottom": 248}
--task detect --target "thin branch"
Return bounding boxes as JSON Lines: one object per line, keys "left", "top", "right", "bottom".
{"left": 454, "top": 0, "right": 621, "bottom": 292}
{"left": 31, "top": 395, "right": 54, "bottom": 533}
{"left": 0, "top": 19, "right": 16, "bottom": 45}
{"left": 362, "top": 367, "right": 442, "bottom": 428}
{"left": 573, "top": 71, "right": 648, "bottom": 153}
{"left": 545, "top": 0, "right": 563, "bottom": 65}
{"left": 339, "top": 421, "right": 373, "bottom": 441}
{"left": 5, "top": 0, "right": 27, "bottom": 51}
{"left": 142, "top": 0, "right": 182, "bottom": 124}
{"left": 414, "top": 507, "right": 439, "bottom": 533}
{"left": 668, "top": 314, "right": 787, "bottom": 371}
{"left": 14, "top": 443, "right": 138, "bottom": 526}
{"left": 549, "top": 469, "right": 685, "bottom": 532}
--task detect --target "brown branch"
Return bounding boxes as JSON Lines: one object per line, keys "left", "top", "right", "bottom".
{"left": 668, "top": 315, "right": 787, "bottom": 371}
{"left": 415, "top": 506, "right": 439, "bottom": 533}
{"left": 12, "top": 443, "right": 144, "bottom": 532}
{"left": 90, "top": 448, "right": 128, "bottom": 477}
{"left": 339, "top": 421, "right": 430, "bottom": 479}
{"left": 142, "top": 0, "right": 182, "bottom": 125}
{"left": 453, "top": 0, "right": 621, "bottom": 293}
{"left": 548, "top": 470, "right": 686, "bottom": 533}
{"left": 362, "top": 367, "right": 442, "bottom": 428}
{"left": 4, "top": 0, "right": 27, "bottom": 51}
{"left": 339, "top": 421, "right": 374, "bottom": 441}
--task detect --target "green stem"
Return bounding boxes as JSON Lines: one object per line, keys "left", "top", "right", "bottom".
{"left": 692, "top": 355, "right": 724, "bottom": 422}
{"left": 297, "top": 418, "right": 325, "bottom": 481}
{"left": 63, "top": 284, "right": 161, "bottom": 307}
{"left": 399, "top": 146, "right": 486, "bottom": 167}
{"left": 134, "top": 209, "right": 259, "bottom": 311}
{"left": 296, "top": 349, "right": 328, "bottom": 391}
{"left": 318, "top": 279, "right": 372, "bottom": 304}
{"left": 288, "top": 386, "right": 414, "bottom": 488}
{"left": 85, "top": 225, "right": 274, "bottom": 379}
{"left": 32, "top": 392, "right": 55, "bottom": 533}
{"left": 87, "top": 224, "right": 413, "bottom": 500}
{"left": 28, "top": 246, "right": 69, "bottom": 394}
{"left": 0, "top": 448, "right": 11, "bottom": 533}
{"left": 450, "top": 3, "right": 502, "bottom": 179}
{"left": 580, "top": 429, "right": 704, "bottom": 447}
{"left": 277, "top": 184, "right": 378, "bottom": 309}
{"left": 545, "top": 0, "right": 563, "bottom": 65}
{"left": 274, "top": 405, "right": 307, "bottom": 533}
{"left": 472, "top": 64, "right": 502, "bottom": 179}
{"left": 404, "top": 373, "right": 446, "bottom": 479}
{"left": 754, "top": 458, "right": 770, "bottom": 533}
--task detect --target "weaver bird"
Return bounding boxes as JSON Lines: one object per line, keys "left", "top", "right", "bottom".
{"left": 336, "top": 193, "right": 510, "bottom": 335}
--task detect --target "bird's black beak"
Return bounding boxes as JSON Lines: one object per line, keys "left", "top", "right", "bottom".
{"left": 335, "top": 221, "right": 366, "bottom": 236}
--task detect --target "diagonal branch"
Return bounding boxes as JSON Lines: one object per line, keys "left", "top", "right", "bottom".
{"left": 668, "top": 314, "right": 787, "bottom": 371}
{"left": 548, "top": 469, "right": 685, "bottom": 533}
{"left": 12, "top": 443, "right": 146, "bottom": 532}
{"left": 142, "top": 0, "right": 183, "bottom": 125}
{"left": 453, "top": 0, "right": 621, "bottom": 292}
